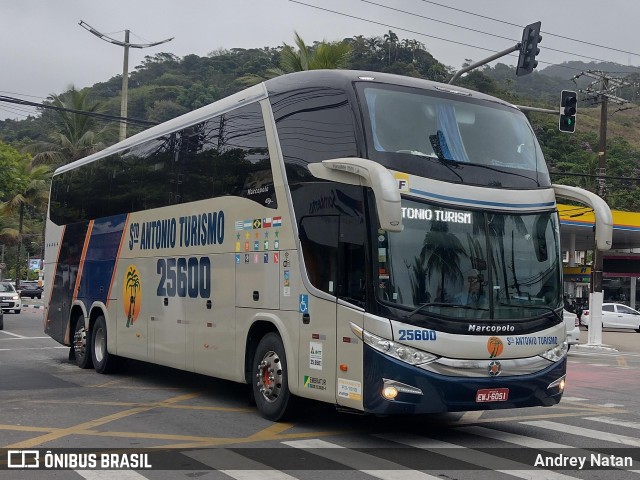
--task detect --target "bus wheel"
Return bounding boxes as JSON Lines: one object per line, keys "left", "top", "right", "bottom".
{"left": 91, "top": 315, "right": 118, "bottom": 374}
{"left": 73, "top": 317, "right": 93, "bottom": 369}
{"left": 253, "top": 333, "right": 292, "bottom": 421}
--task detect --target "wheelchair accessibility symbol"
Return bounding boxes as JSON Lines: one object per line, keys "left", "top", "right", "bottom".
{"left": 299, "top": 294, "right": 308, "bottom": 313}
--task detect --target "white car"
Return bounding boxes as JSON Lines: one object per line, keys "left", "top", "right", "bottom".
{"left": 581, "top": 303, "right": 640, "bottom": 332}
{"left": 0, "top": 282, "right": 21, "bottom": 314}
{"left": 563, "top": 309, "right": 580, "bottom": 347}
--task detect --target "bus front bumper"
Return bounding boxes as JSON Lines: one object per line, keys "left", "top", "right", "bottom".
{"left": 363, "top": 345, "right": 567, "bottom": 415}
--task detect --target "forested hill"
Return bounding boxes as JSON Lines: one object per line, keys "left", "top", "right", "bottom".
{"left": 1, "top": 31, "right": 639, "bottom": 210}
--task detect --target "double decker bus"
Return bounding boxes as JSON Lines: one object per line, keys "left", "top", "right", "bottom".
{"left": 44, "top": 70, "right": 612, "bottom": 420}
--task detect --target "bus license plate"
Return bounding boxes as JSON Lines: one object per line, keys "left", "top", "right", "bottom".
{"left": 476, "top": 388, "right": 509, "bottom": 403}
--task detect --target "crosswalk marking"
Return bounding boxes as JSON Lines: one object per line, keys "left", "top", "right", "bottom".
{"left": 375, "top": 432, "right": 580, "bottom": 480}
{"left": 585, "top": 416, "right": 640, "bottom": 430}
{"left": 184, "top": 448, "right": 298, "bottom": 479}
{"left": 283, "top": 439, "right": 442, "bottom": 480}
{"left": 76, "top": 470, "right": 148, "bottom": 480}
{"left": 523, "top": 420, "right": 640, "bottom": 447}
{"left": 457, "top": 425, "right": 572, "bottom": 449}
{"left": 221, "top": 471, "right": 298, "bottom": 480}
{"left": 67, "top": 415, "right": 640, "bottom": 479}
{"left": 559, "top": 396, "right": 588, "bottom": 402}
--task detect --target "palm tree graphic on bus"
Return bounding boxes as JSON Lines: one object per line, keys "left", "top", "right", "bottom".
{"left": 124, "top": 265, "right": 141, "bottom": 327}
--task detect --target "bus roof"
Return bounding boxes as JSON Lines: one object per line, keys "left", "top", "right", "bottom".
{"left": 54, "top": 70, "right": 518, "bottom": 176}
{"left": 264, "top": 69, "right": 517, "bottom": 109}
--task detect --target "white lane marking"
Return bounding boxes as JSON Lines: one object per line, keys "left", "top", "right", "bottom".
{"left": 0, "top": 330, "right": 26, "bottom": 338}
{"left": 585, "top": 416, "right": 640, "bottom": 430}
{"left": 76, "top": 470, "right": 148, "bottom": 479}
{"left": 185, "top": 447, "right": 298, "bottom": 480}
{"left": 0, "top": 346, "right": 67, "bottom": 352}
{"left": 522, "top": 420, "right": 640, "bottom": 447}
{"left": 221, "top": 471, "right": 298, "bottom": 480}
{"left": 457, "top": 426, "right": 571, "bottom": 449}
{"left": 284, "top": 438, "right": 442, "bottom": 480}
{"left": 375, "top": 432, "right": 580, "bottom": 480}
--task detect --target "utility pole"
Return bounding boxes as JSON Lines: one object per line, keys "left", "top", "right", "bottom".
{"left": 574, "top": 70, "right": 631, "bottom": 345}
{"left": 79, "top": 21, "right": 173, "bottom": 141}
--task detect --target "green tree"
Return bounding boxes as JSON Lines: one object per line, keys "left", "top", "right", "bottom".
{"left": 26, "top": 86, "right": 106, "bottom": 168}
{"left": 0, "top": 142, "right": 30, "bottom": 201}
{"left": 239, "top": 32, "right": 351, "bottom": 85}
{"left": 0, "top": 158, "right": 50, "bottom": 286}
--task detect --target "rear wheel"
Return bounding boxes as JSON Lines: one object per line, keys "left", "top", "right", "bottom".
{"left": 252, "top": 332, "right": 292, "bottom": 421}
{"left": 73, "top": 316, "right": 93, "bottom": 369}
{"left": 91, "top": 315, "right": 118, "bottom": 373}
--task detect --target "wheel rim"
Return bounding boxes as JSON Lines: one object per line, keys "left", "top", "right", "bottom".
{"left": 94, "top": 326, "right": 106, "bottom": 363}
{"left": 73, "top": 323, "right": 87, "bottom": 361}
{"left": 256, "top": 350, "right": 283, "bottom": 403}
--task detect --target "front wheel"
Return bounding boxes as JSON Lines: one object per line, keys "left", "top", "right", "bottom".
{"left": 91, "top": 315, "right": 118, "bottom": 374}
{"left": 73, "top": 316, "right": 93, "bottom": 369}
{"left": 252, "top": 332, "right": 292, "bottom": 421}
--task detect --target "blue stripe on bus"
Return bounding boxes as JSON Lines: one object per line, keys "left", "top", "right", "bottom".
{"left": 76, "top": 214, "right": 127, "bottom": 306}
{"left": 409, "top": 188, "right": 556, "bottom": 209}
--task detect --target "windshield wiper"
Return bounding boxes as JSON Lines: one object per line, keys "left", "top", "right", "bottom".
{"left": 498, "top": 301, "right": 562, "bottom": 321}
{"left": 404, "top": 302, "right": 488, "bottom": 320}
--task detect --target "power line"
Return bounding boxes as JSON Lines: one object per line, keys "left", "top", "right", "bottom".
{"left": 0, "top": 95, "right": 157, "bottom": 127}
{"left": 360, "top": 0, "right": 618, "bottom": 65}
{"left": 415, "top": 0, "right": 640, "bottom": 58}
{"left": 288, "top": 1, "right": 609, "bottom": 75}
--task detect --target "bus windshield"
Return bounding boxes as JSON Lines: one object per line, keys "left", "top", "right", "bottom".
{"left": 376, "top": 198, "right": 562, "bottom": 320}
{"left": 358, "top": 84, "right": 550, "bottom": 187}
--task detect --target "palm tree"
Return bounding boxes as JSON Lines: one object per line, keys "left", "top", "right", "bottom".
{"left": 26, "top": 86, "right": 106, "bottom": 168}
{"left": 383, "top": 30, "right": 399, "bottom": 65}
{"left": 420, "top": 221, "right": 467, "bottom": 302}
{"left": 238, "top": 32, "right": 351, "bottom": 86}
{"left": 126, "top": 266, "right": 140, "bottom": 327}
{"left": 0, "top": 158, "right": 51, "bottom": 287}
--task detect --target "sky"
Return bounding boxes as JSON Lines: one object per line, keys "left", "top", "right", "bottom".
{"left": 1, "top": 0, "right": 639, "bottom": 120}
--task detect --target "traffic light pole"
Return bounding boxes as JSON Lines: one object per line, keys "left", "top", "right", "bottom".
{"left": 448, "top": 44, "right": 520, "bottom": 85}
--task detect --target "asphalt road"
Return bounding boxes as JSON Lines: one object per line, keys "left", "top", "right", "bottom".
{"left": 1, "top": 304, "right": 640, "bottom": 479}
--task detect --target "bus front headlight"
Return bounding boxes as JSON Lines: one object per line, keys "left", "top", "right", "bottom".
{"left": 362, "top": 330, "right": 437, "bottom": 366}
{"left": 540, "top": 341, "right": 568, "bottom": 362}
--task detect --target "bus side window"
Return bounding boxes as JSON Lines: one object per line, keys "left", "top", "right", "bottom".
{"left": 299, "top": 216, "right": 339, "bottom": 295}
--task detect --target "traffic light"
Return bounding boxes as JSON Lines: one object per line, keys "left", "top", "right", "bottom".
{"left": 559, "top": 90, "right": 577, "bottom": 133}
{"left": 516, "top": 21, "right": 542, "bottom": 77}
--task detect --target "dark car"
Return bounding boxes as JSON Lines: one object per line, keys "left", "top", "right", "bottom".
{"left": 19, "top": 282, "right": 43, "bottom": 299}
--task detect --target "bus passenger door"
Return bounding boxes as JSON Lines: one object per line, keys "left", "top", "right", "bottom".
{"left": 298, "top": 216, "right": 339, "bottom": 404}
{"left": 335, "top": 215, "right": 366, "bottom": 411}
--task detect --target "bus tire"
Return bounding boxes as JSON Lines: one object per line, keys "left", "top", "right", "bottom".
{"left": 73, "top": 316, "right": 93, "bottom": 369}
{"left": 91, "top": 315, "right": 118, "bottom": 374}
{"left": 252, "top": 332, "right": 292, "bottom": 421}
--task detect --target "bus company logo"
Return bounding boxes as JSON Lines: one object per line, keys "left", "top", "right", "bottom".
{"left": 488, "top": 360, "right": 502, "bottom": 376}
{"left": 487, "top": 336, "right": 504, "bottom": 358}
{"left": 123, "top": 265, "right": 142, "bottom": 327}
{"left": 468, "top": 324, "right": 515, "bottom": 333}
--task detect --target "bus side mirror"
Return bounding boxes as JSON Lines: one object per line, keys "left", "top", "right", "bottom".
{"left": 308, "top": 158, "right": 403, "bottom": 232}
{"left": 552, "top": 184, "right": 612, "bottom": 251}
